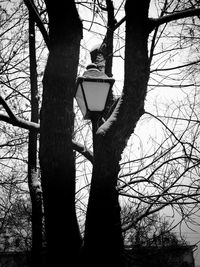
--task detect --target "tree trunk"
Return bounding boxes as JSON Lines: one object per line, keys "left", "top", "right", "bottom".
{"left": 83, "top": 117, "right": 125, "bottom": 267}
{"left": 28, "top": 9, "right": 43, "bottom": 267}
{"left": 83, "top": 1, "right": 151, "bottom": 266}
{"left": 39, "top": 1, "right": 82, "bottom": 266}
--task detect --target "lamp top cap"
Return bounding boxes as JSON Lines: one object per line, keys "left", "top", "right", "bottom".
{"left": 82, "top": 63, "right": 106, "bottom": 79}
{"left": 78, "top": 63, "right": 115, "bottom": 82}
{"left": 86, "top": 63, "right": 99, "bottom": 70}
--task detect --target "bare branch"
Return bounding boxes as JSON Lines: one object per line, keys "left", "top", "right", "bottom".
{"left": 23, "top": 0, "right": 50, "bottom": 49}
{"left": 149, "top": 7, "right": 200, "bottom": 32}
{"left": 73, "top": 141, "right": 93, "bottom": 164}
{"left": 0, "top": 112, "right": 93, "bottom": 163}
{"left": 114, "top": 7, "right": 200, "bottom": 34}
{"left": 0, "top": 112, "right": 39, "bottom": 131}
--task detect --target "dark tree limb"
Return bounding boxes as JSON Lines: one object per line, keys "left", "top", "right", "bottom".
{"left": 28, "top": 9, "right": 43, "bottom": 267}
{"left": 0, "top": 111, "right": 39, "bottom": 131}
{"left": 113, "top": 7, "right": 200, "bottom": 34}
{"left": 0, "top": 95, "right": 18, "bottom": 121}
{"left": 149, "top": 7, "right": 200, "bottom": 32}
{"left": 23, "top": 0, "right": 50, "bottom": 49}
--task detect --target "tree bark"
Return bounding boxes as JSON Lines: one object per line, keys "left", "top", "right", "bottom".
{"left": 39, "top": 1, "right": 82, "bottom": 266}
{"left": 83, "top": 120, "right": 125, "bottom": 267}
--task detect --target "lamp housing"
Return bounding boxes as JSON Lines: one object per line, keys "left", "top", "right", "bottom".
{"left": 75, "top": 64, "right": 115, "bottom": 120}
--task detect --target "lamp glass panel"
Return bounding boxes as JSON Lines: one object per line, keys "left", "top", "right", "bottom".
{"left": 82, "top": 81, "right": 110, "bottom": 111}
{"left": 75, "top": 84, "right": 87, "bottom": 117}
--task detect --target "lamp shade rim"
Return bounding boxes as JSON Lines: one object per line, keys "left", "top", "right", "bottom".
{"left": 75, "top": 76, "right": 115, "bottom": 96}
{"left": 77, "top": 76, "right": 115, "bottom": 83}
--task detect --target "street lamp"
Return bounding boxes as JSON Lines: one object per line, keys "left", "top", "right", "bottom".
{"left": 75, "top": 63, "right": 115, "bottom": 120}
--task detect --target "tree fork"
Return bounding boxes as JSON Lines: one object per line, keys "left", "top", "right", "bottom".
{"left": 83, "top": 2, "right": 151, "bottom": 267}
